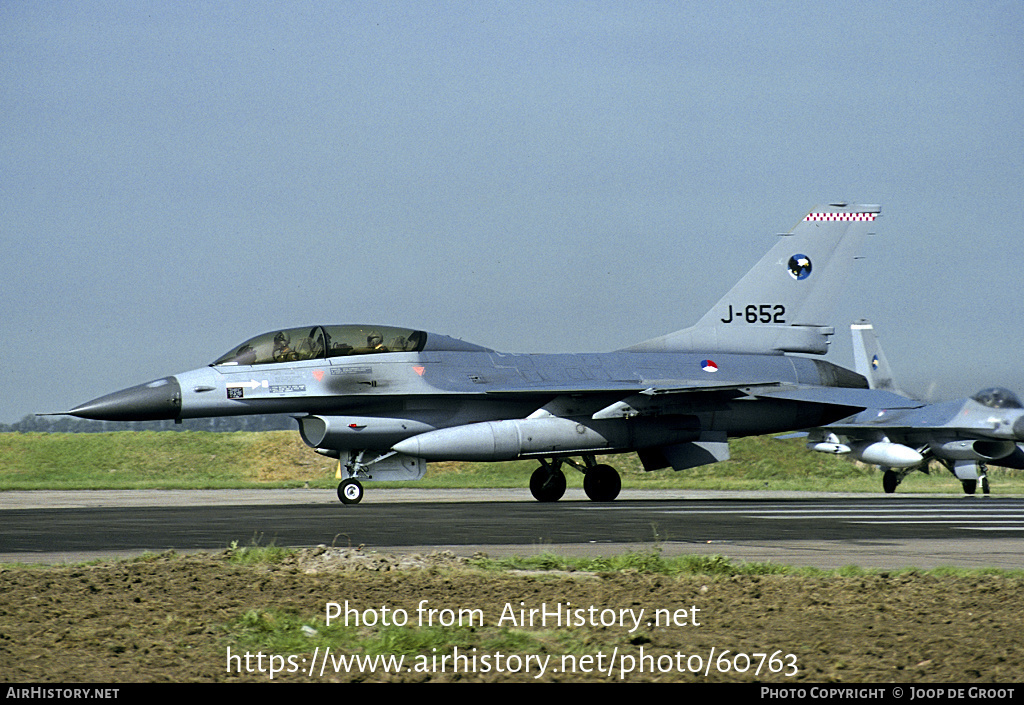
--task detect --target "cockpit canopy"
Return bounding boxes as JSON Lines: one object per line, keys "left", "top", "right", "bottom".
{"left": 971, "top": 387, "right": 1023, "bottom": 409}
{"left": 212, "top": 325, "right": 426, "bottom": 366}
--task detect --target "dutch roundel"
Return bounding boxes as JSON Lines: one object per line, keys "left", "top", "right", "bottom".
{"left": 787, "top": 254, "right": 812, "bottom": 280}
{"left": 701, "top": 359, "right": 719, "bottom": 373}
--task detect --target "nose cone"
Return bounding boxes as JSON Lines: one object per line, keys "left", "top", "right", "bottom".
{"left": 70, "top": 377, "right": 182, "bottom": 421}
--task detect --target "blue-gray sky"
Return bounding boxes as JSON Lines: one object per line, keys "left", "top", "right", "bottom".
{"left": 3, "top": 1, "right": 1023, "bottom": 423}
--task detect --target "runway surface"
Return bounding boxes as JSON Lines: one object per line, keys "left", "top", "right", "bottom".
{"left": 3, "top": 488, "right": 1024, "bottom": 569}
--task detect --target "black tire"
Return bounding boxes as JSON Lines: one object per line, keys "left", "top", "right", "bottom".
{"left": 338, "top": 478, "right": 364, "bottom": 504}
{"left": 583, "top": 464, "right": 621, "bottom": 502}
{"left": 961, "top": 479, "right": 977, "bottom": 495}
{"left": 882, "top": 469, "right": 898, "bottom": 494}
{"left": 982, "top": 476, "right": 991, "bottom": 495}
{"left": 530, "top": 466, "right": 566, "bottom": 502}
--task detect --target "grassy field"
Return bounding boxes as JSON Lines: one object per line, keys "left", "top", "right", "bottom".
{"left": 2, "top": 430, "right": 1023, "bottom": 493}
{"left": 4, "top": 433, "right": 1024, "bottom": 683}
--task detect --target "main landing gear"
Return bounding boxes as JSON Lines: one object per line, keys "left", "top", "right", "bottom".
{"left": 948, "top": 459, "right": 991, "bottom": 495}
{"left": 881, "top": 461, "right": 991, "bottom": 495}
{"left": 529, "top": 456, "right": 621, "bottom": 503}
{"left": 958, "top": 475, "right": 991, "bottom": 496}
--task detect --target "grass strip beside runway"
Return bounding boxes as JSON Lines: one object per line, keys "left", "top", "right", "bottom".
{"left": 2, "top": 430, "right": 1023, "bottom": 493}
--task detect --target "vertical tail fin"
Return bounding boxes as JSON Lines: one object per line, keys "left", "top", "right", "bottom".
{"left": 626, "top": 203, "right": 880, "bottom": 354}
{"left": 851, "top": 319, "right": 902, "bottom": 393}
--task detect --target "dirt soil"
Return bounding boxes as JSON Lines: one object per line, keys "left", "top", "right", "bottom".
{"left": 2, "top": 549, "right": 1022, "bottom": 683}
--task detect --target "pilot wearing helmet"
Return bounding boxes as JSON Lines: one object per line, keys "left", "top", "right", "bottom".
{"left": 272, "top": 331, "right": 297, "bottom": 362}
{"left": 367, "top": 332, "right": 388, "bottom": 352}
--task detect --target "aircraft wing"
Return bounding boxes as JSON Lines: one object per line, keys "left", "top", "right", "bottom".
{"left": 821, "top": 421, "right": 930, "bottom": 434}
{"left": 484, "top": 378, "right": 775, "bottom": 396}
{"left": 750, "top": 387, "right": 924, "bottom": 410}
{"left": 486, "top": 378, "right": 786, "bottom": 421}
{"left": 485, "top": 378, "right": 922, "bottom": 413}
{"left": 485, "top": 379, "right": 922, "bottom": 423}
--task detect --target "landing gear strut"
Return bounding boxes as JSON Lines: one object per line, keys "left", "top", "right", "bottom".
{"left": 880, "top": 459, "right": 930, "bottom": 494}
{"left": 960, "top": 475, "right": 991, "bottom": 495}
{"left": 335, "top": 451, "right": 375, "bottom": 505}
{"left": 881, "top": 465, "right": 919, "bottom": 493}
{"left": 939, "top": 459, "right": 991, "bottom": 496}
{"left": 889, "top": 458, "right": 994, "bottom": 496}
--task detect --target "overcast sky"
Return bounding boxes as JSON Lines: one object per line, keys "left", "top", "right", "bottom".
{"left": 3, "top": 1, "right": 1023, "bottom": 423}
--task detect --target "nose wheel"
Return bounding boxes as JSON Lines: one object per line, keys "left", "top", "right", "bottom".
{"left": 338, "top": 478, "right": 364, "bottom": 504}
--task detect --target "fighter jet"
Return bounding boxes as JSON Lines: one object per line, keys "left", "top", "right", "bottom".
{"left": 64, "top": 203, "right": 908, "bottom": 504}
{"left": 805, "top": 320, "right": 1024, "bottom": 494}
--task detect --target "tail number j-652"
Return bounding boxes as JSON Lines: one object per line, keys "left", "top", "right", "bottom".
{"left": 720, "top": 304, "right": 786, "bottom": 324}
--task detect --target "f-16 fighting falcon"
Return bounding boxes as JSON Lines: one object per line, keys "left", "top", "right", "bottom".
{"left": 62, "top": 203, "right": 908, "bottom": 504}
{"left": 805, "top": 320, "right": 1024, "bottom": 494}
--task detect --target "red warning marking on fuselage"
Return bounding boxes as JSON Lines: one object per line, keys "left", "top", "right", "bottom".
{"left": 312, "top": 370, "right": 325, "bottom": 381}
{"left": 413, "top": 366, "right": 425, "bottom": 376}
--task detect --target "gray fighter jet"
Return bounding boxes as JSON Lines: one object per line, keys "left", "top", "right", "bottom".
{"left": 805, "top": 320, "right": 1024, "bottom": 494}
{"left": 64, "top": 203, "right": 908, "bottom": 504}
